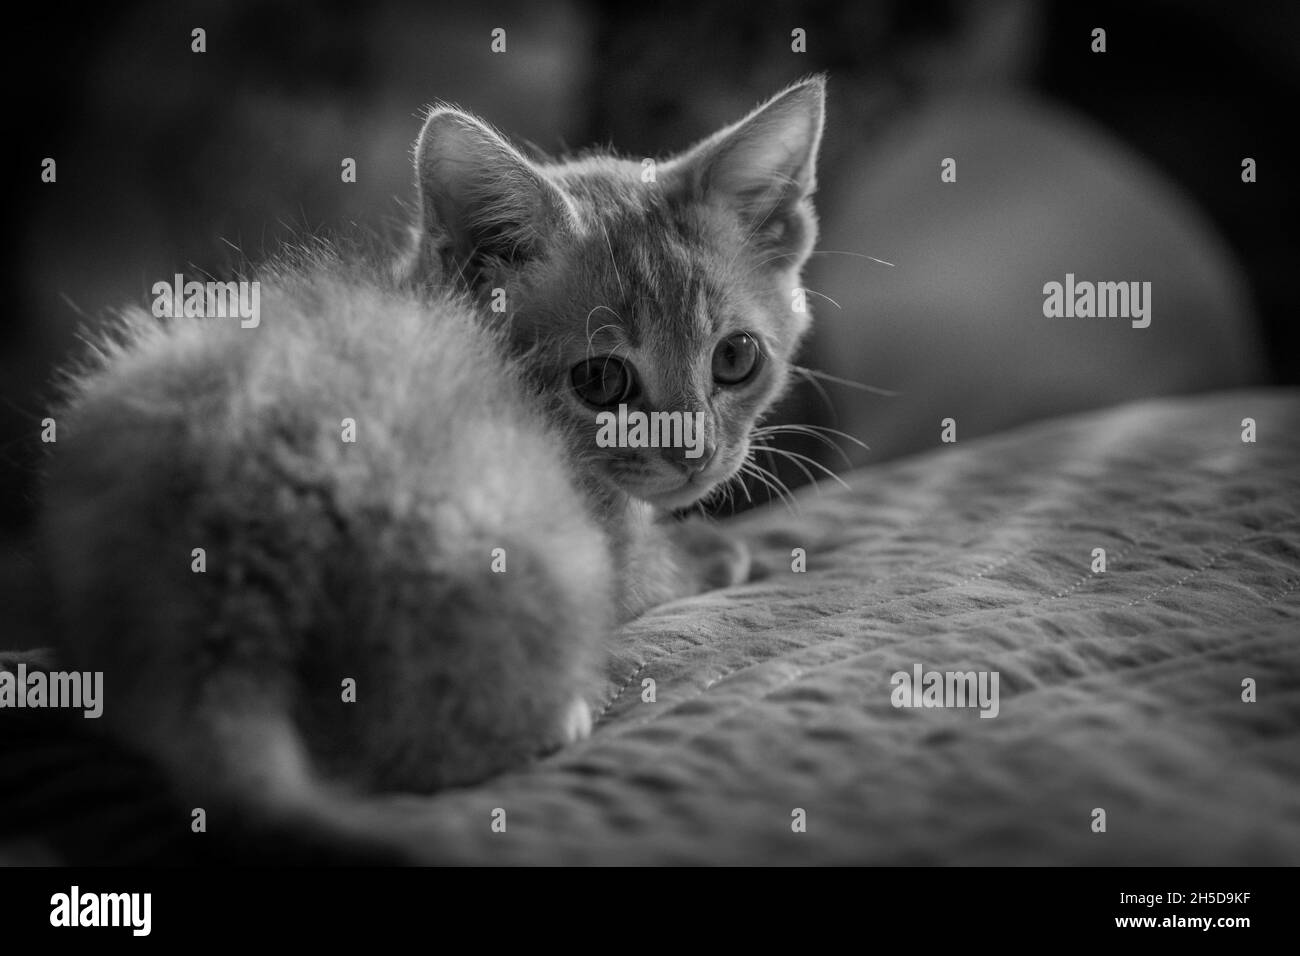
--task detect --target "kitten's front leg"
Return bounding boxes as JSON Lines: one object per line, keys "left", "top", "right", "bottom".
{"left": 662, "top": 517, "right": 752, "bottom": 594}
{"left": 617, "top": 507, "right": 751, "bottom": 620}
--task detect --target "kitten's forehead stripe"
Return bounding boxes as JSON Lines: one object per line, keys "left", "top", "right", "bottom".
{"left": 578, "top": 197, "right": 708, "bottom": 364}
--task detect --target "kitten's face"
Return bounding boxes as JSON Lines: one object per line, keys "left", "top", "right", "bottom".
{"left": 517, "top": 197, "right": 810, "bottom": 510}
{"left": 409, "top": 79, "right": 826, "bottom": 509}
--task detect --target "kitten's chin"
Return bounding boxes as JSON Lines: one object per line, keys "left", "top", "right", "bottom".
{"left": 637, "top": 479, "right": 719, "bottom": 511}
{"left": 603, "top": 464, "right": 735, "bottom": 511}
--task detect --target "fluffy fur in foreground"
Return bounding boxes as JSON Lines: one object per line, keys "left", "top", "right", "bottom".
{"left": 43, "top": 257, "right": 610, "bottom": 810}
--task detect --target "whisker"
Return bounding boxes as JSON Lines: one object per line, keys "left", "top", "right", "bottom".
{"left": 592, "top": 338, "right": 632, "bottom": 379}
{"left": 754, "top": 422, "right": 868, "bottom": 456}
{"left": 758, "top": 464, "right": 800, "bottom": 515}
{"left": 756, "top": 444, "right": 804, "bottom": 496}
{"left": 741, "top": 458, "right": 799, "bottom": 515}
{"left": 584, "top": 309, "right": 623, "bottom": 357}
{"left": 752, "top": 441, "right": 818, "bottom": 488}
{"left": 739, "top": 461, "right": 775, "bottom": 506}
{"left": 708, "top": 472, "right": 743, "bottom": 515}
{"left": 807, "top": 249, "right": 895, "bottom": 267}
{"left": 800, "top": 288, "right": 842, "bottom": 310}
{"left": 599, "top": 222, "right": 627, "bottom": 303}
{"left": 749, "top": 248, "right": 898, "bottom": 272}
{"left": 730, "top": 469, "right": 753, "bottom": 508}
{"left": 790, "top": 365, "right": 900, "bottom": 398}
{"left": 752, "top": 432, "right": 849, "bottom": 471}
{"left": 751, "top": 443, "right": 850, "bottom": 490}
{"left": 692, "top": 500, "right": 718, "bottom": 524}
{"left": 788, "top": 366, "right": 838, "bottom": 424}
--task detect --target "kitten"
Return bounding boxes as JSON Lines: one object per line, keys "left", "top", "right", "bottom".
{"left": 39, "top": 77, "right": 825, "bottom": 827}
{"left": 404, "top": 76, "right": 825, "bottom": 615}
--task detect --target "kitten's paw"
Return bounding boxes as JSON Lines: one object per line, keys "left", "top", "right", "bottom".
{"left": 671, "top": 521, "right": 752, "bottom": 592}
{"left": 699, "top": 536, "right": 751, "bottom": 590}
{"left": 560, "top": 696, "right": 593, "bottom": 743}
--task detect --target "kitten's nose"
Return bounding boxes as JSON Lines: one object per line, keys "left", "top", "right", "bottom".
{"left": 667, "top": 443, "right": 715, "bottom": 477}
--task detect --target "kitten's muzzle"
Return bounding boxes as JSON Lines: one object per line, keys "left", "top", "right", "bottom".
{"left": 661, "top": 442, "right": 716, "bottom": 477}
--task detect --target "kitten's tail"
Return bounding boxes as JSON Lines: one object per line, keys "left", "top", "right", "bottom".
{"left": 179, "top": 710, "right": 415, "bottom": 865}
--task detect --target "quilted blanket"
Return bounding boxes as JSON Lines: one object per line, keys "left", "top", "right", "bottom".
{"left": 4, "top": 388, "right": 1299, "bottom": 864}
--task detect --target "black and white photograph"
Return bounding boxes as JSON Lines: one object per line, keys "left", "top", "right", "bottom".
{"left": 1, "top": 0, "right": 1296, "bottom": 933}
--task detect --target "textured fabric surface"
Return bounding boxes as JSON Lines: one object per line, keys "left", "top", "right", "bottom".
{"left": 359, "top": 388, "right": 1300, "bottom": 864}
{"left": 4, "top": 389, "right": 1299, "bottom": 864}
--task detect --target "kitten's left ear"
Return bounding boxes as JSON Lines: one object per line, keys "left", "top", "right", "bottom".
{"left": 407, "top": 104, "right": 573, "bottom": 290}
{"left": 667, "top": 76, "right": 826, "bottom": 261}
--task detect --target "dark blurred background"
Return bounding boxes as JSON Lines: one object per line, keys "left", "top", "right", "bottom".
{"left": 4, "top": 0, "right": 1297, "bottom": 540}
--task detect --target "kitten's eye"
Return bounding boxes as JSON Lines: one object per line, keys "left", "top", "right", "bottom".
{"left": 570, "top": 357, "right": 637, "bottom": 407}
{"left": 711, "top": 332, "right": 763, "bottom": 386}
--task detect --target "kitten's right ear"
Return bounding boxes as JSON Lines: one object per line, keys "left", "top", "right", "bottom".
{"left": 665, "top": 76, "right": 826, "bottom": 267}
{"left": 410, "top": 106, "right": 572, "bottom": 289}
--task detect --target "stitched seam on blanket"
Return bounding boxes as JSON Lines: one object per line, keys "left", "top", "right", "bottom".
{"left": 597, "top": 657, "right": 655, "bottom": 722}
{"left": 603, "top": 508, "right": 1298, "bottom": 727}
{"left": 1122, "top": 527, "right": 1283, "bottom": 608}
{"left": 597, "top": 633, "right": 709, "bottom": 722}
{"left": 845, "top": 522, "right": 1298, "bottom": 632}
{"left": 732, "top": 494, "right": 1270, "bottom": 634}
{"left": 743, "top": 489, "right": 1260, "bottom": 618}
